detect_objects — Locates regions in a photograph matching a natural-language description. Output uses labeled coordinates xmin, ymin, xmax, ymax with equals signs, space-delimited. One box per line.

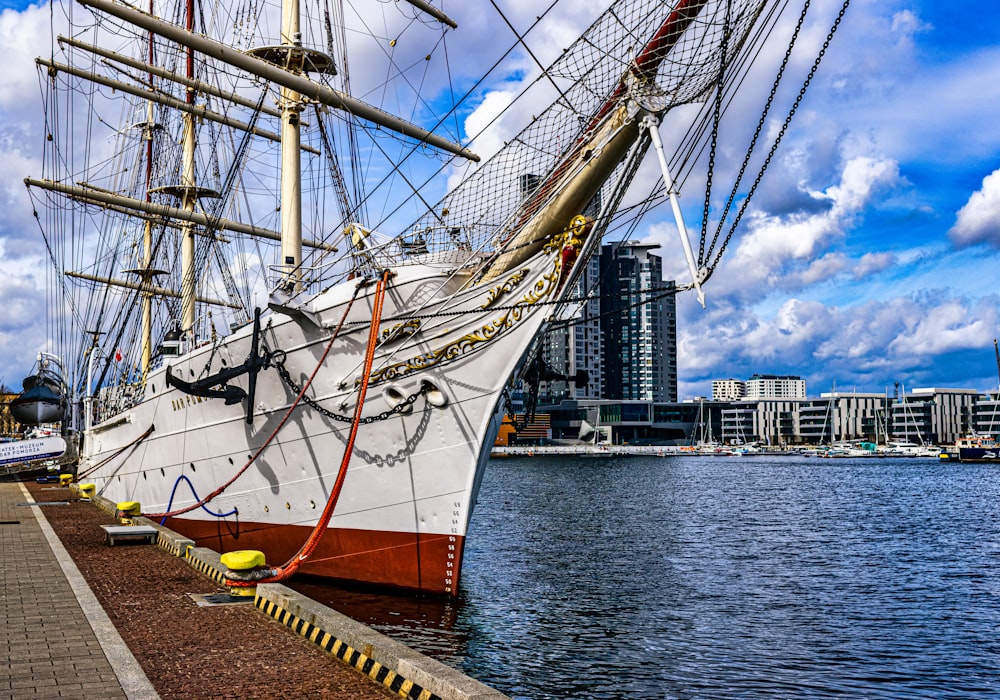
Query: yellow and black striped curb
xmin=253 ymin=583 xmax=509 ymax=700
xmin=256 ymin=594 xmax=440 ymax=700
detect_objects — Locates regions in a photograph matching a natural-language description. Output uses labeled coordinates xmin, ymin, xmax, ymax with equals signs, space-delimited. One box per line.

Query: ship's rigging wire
xmin=335 ymin=1 xmax=563 ymax=239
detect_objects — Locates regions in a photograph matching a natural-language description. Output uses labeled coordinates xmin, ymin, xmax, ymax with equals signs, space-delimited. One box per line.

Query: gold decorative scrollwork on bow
xmin=480 ymin=268 xmax=529 ymax=309
xmin=365 ymin=215 xmax=588 ymax=386
xmin=379 ymin=318 xmax=422 ymax=345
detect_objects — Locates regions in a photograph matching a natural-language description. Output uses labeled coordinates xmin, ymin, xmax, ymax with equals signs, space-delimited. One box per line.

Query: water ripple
xmin=298 ymin=456 xmax=1000 ymax=699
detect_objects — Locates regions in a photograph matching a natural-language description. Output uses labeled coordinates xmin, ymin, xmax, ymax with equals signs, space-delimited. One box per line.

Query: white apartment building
xmin=712 ymin=379 xmax=746 ymax=401
xmin=745 ymin=374 xmax=806 ymax=400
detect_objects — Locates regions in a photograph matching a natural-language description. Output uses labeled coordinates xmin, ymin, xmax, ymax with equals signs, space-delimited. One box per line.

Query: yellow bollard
xmin=79 ymin=483 xmax=96 ymax=499
xmin=116 ymin=501 xmax=141 ymax=523
xmin=220 ymin=550 xmax=267 ymax=597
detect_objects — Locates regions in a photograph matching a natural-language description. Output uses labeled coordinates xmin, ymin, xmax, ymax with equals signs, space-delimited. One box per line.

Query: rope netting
xmin=402 ymin=0 xmax=772 ymax=264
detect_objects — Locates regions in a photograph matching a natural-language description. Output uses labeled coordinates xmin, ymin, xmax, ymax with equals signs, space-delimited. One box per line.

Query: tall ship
xmin=25 ymin=0 xmax=847 ymax=593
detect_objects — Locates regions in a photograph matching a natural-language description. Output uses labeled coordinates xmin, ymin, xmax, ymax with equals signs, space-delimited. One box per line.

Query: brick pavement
xmin=0 ymin=480 xmax=158 ymax=700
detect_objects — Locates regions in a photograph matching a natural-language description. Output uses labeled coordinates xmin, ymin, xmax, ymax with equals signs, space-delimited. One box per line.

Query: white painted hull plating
xmin=81 ymin=252 xmax=566 ymax=594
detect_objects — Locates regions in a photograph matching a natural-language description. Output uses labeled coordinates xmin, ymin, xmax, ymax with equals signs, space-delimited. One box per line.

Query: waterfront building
xmin=544 ymin=399 xmax=718 ymax=445
xmin=721 ymin=399 xmax=798 ymax=446
xmin=798 ymin=393 xmax=891 ymax=444
xmin=891 ymin=388 xmax=978 ymax=446
xmin=0 ymin=387 xmax=22 ymax=438
xmin=969 ymin=393 xmax=1000 ymax=439
xmin=712 ymin=379 xmax=746 ymax=401
xmin=519 ymin=390 xmax=996 ymax=448
xmin=745 ymin=374 xmax=806 ymax=400
xmin=600 ymin=242 xmax=677 ymax=402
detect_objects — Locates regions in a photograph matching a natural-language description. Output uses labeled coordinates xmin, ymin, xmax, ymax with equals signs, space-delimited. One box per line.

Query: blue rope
xmin=160 ymin=475 xmax=238 ymax=525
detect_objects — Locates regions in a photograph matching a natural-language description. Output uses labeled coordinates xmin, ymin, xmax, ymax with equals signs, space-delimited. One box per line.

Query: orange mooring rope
xmin=143 ymin=281 xmax=364 ymax=520
xmin=231 ymin=269 xmax=391 ymax=585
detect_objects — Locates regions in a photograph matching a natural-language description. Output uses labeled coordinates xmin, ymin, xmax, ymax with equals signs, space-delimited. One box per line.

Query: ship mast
xmin=139 ymin=5 xmax=158 ymax=378
xmin=279 ymin=0 xmax=303 ymax=292
xmin=179 ymin=0 xmax=198 ymax=341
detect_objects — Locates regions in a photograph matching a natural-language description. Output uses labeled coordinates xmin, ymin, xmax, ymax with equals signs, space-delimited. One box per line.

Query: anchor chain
xmin=274 ymin=355 xmax=425 ymax=424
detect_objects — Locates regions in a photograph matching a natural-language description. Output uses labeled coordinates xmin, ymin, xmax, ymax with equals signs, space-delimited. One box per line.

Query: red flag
xmin=114 ymin=348 xmax=123 ymax=362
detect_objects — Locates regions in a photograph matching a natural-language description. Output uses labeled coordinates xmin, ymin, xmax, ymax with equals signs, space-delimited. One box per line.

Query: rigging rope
xmin=229 ymin=268 xmax=391 ymax=585
xmin=77 ymin=424 xmax=155 ymax=481
xmin=141 ymin=279 xmax=364 ymax=519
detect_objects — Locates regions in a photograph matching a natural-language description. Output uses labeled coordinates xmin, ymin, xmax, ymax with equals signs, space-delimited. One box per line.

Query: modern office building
xmin=890 ymin=388 xmax=979 ymax=445
xmin=797 ymin=392 xmax=890 ymax=444
xmin=970 ymin=393 xmax=1000 ymax=438
xmin=539 ymin=254 xmax=604 ymax=402
xmin=600 ymin=241 xmax=677 ymax=402
xmin=539 ymin=241 xmax=677 ymax=404
xmin=721 ymin=399 xmax=798 ymax=446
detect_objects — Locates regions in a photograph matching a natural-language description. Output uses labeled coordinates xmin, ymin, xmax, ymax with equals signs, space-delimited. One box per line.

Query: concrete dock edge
xmin=73 ymin=487 xmax=509 ymax=700
xmin=255 ymin=583 xmax=510 ymax=700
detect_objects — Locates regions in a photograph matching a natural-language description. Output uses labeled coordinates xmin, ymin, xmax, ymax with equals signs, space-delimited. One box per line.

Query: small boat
xmin=10 ymin=354 xmax=66 ymax=426
xmin=956 ymin=434 xmax=1000 ymax=463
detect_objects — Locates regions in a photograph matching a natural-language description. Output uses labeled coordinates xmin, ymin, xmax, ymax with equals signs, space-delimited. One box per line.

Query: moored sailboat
xmin=25 ymin=0 xmax=848 ymax=594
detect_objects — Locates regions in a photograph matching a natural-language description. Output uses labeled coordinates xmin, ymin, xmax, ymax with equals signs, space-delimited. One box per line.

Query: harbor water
xmin=292 ymin=455 xmax=1000 ymax=698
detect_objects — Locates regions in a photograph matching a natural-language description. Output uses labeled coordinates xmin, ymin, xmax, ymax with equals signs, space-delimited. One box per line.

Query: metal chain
xmin=704 ymin=0 xmax=813 ymax=269
xmin=700 ymin=0 xmax=733 ymax=266
xmin=274 ymin=356 xmax=425 ymax=424
xmin=706 ymin=0 xmax=851 ymax=280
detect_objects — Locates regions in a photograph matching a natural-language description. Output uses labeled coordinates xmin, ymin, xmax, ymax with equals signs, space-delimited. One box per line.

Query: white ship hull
xmin=82 ymin=252 xmax=566 ymax=594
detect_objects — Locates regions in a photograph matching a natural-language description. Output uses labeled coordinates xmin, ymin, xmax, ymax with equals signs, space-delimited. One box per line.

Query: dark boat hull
xmin=10 ymin=383 xmax=64 ymax=425
xmin=958 ymin=447 xmax=1000 ymax=462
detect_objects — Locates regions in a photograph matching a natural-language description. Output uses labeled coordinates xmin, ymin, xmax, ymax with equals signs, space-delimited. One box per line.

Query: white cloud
xmin=890 ymin=10 xmax=933 ymax=44
xmin=721 ymin=155 xmax=900 ymax=292
xmin=948 ymin=168 xmax=1000 ymax=248
xmin=853 ymin=251 xmax=895 ymax=279
xmin=887 ymin=298 xmax=994 ymax=357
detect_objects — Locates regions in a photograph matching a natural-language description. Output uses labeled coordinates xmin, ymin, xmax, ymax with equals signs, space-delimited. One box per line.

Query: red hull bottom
xmin=166 ymin=518 xmax=466 ymax=596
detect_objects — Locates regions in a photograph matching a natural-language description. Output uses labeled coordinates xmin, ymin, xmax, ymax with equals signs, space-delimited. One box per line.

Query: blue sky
xmin=1 ymin=0 xmax=999 ymax=401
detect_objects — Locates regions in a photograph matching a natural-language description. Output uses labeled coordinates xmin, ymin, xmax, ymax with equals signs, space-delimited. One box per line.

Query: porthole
xmin=190 ymin=463 xmax=196 ymax=472
xmin=228 ymin=457 xmax=234 ymax=465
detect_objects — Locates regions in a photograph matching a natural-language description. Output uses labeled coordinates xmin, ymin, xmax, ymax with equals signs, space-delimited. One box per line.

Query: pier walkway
xmin=0 ymin=480 xmax=157 ymax=700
